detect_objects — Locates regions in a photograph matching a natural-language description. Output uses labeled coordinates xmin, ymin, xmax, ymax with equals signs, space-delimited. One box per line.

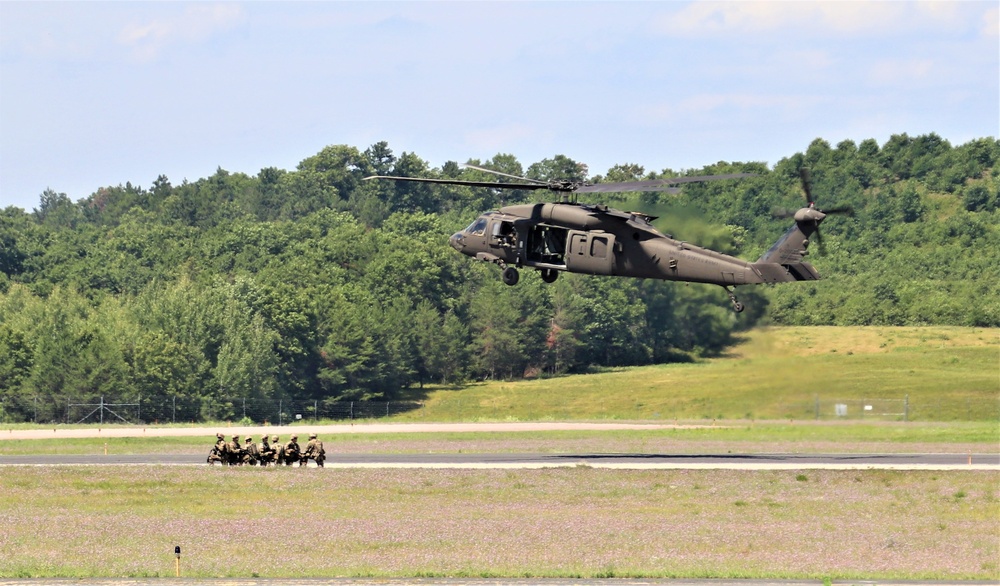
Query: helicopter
xmin=365 ymin=165 xmax=850 ymax=312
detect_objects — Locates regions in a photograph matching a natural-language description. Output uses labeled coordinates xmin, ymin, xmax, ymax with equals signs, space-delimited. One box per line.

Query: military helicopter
xmin=365 ymin=165 xmax=849 ymax=312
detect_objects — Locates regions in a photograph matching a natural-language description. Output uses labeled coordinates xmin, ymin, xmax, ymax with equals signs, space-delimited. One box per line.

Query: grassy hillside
xmin=402 ymin=326 xmax=999 ymax=422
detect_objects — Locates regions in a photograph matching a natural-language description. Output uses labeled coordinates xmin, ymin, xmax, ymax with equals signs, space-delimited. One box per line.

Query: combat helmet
xmin=309 ymin=433 xmax=317 ymax=439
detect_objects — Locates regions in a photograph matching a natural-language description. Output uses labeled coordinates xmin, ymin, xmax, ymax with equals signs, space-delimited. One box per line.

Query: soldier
xmin=227 ymin=434 xmax=242 ymax=466
xmin=243 ymin=435 xmax=260 ymax=465
xmin=283 ymin=434 xmax=301 ymax=466
xmin=207 ymin=432 xmax=226 ymax=465
xmin=259 ymin=435 xmax=274 ymax=466
xmin=303 ymin=432 xmax=325 ymax=467
xmin=271 ymin=435 xmax=284 ymax=465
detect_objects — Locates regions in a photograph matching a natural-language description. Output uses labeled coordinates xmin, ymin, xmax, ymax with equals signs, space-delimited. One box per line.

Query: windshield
xmin=464 ymin=217 xmax=488 ymax=236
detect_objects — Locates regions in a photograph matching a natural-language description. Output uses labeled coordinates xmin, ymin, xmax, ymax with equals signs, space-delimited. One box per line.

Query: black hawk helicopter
xmin=365 ymin=165 xmax=849 ymax=312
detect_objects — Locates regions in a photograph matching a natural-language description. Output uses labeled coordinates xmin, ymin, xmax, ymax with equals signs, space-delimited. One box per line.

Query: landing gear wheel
xmin=502 ymin=267 xmax=520 ymax=286
xmin=540 ymin=269 xmax=559 ymax=283
xmin=722 ymin=286 xmax=745 ymax=313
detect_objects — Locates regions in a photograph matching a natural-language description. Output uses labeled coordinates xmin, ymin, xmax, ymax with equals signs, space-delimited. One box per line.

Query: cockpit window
xmin=465 ymin=218 xmax=488 ymax=235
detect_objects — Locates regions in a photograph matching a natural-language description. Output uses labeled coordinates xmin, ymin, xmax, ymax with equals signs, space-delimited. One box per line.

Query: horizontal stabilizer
xmin=751 ymin=261 xmax=820 ymax=283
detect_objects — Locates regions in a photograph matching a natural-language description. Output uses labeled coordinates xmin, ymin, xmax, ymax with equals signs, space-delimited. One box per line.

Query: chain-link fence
xmin=1 ymin=393 xmax=997 ymax=424
xmin=783 ymin=395 xmax=999 ymax=422
xmin=0 ymin=395 xmax=423 ymax=425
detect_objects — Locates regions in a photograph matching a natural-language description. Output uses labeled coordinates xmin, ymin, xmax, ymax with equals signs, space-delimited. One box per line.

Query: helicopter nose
xmin=449 ymin=232 xmax=464 ymax=252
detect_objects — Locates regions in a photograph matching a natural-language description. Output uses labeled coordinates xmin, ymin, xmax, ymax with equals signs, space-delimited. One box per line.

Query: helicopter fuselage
xmin=449 ymin=201 xmax=817 ymax=298
xmin=367 ymin=165 xmax=839 ymax=313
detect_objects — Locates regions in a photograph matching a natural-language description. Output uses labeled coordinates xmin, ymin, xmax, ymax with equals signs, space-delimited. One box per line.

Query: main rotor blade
xmin=821 ymin=205 xmax=854 ymax=216
xmin=575 ymin=182 xmax=681 ymax=194
xmin=460 ymin=164 xmax=548 ymax=185
xmin=363 ymin=175 xmax=553 ymax=190
xmin=800 ymin=168 xmax=813 ymax=205
xmin=365 ymin=171 xmax=756 ymax=194
xmin=574 ymin=172 xmax=756 ymax=193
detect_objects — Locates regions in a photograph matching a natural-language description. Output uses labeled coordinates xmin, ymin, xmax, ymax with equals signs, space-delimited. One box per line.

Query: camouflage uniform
xmin=227 ymin=435 xmax=242 ymax=466
xmin=283 ymin=434 xmax=301 ymax=466
xmin=259 ymin=436 xmax=274 ymax=466
xmin=303 ymin=433 xmax=325 ymax=467
xmin=207 ymin=433 xmax=226 ymax=464
xmin=242 ymin=435 xmax=260 ymax=465
xmin=271 ymin=435 xmax=284 ymax=465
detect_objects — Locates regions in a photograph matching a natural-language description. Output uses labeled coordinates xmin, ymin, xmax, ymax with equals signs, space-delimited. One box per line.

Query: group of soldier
xmin=207 ymin=432 xmax=325 ymax=467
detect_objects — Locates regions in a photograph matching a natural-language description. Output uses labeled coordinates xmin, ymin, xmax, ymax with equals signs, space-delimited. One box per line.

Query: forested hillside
xmin=1 ymin=134 xmax=997 ymax=423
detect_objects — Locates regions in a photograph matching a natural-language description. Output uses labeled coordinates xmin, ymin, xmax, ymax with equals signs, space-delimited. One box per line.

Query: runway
xmin=1 ymin=451 xmax=997 ymax=470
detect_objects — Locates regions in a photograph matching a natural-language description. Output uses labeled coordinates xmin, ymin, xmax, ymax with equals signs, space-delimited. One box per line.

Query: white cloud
xmin=657 ymin=0 xmax=982 ymax=38
xmin=867 ymin=58 xmax=936 ymax=88
xmin=983 ymin=6 xmax=1000 ymax=37
xmin=638 ymin=92 xmax=827 ymax=125
xmin=118 ymin=3 xmax=246 ymax=61
xmin=464 ymin=124 xmax=544 ymax=154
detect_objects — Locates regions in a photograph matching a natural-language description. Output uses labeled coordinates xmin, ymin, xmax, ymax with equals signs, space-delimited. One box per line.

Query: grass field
xmin=0 ymin=326 xmax=996 ymax=580
xmin=400 ymin=326 xmax=1000 ymax=422
xmin=1 ymin=421 xmax=998 ymax=457
xmin=0 ymin=466 xmax=996 ymax=580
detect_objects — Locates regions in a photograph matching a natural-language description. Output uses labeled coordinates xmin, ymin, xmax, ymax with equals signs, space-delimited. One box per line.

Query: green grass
xmin=400 ymin=326 xmax=1000 ymax=422
xmin=1 ymin=326 xmax=996 ymax=457
xmin=2 ymin=421 xmax=998 ymax=456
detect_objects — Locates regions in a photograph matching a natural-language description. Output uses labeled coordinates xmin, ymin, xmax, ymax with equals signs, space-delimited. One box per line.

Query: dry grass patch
xmin=0 ymin=466 xmax=996 ymax=579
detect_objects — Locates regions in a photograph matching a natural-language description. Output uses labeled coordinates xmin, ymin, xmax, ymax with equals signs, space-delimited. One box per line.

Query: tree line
xmin=1 ymin=135 xmax=997 ymax=422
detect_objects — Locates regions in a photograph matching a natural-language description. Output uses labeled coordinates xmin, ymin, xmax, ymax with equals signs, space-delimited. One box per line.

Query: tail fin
xmin=751 ymin=168 xmax=851 ymax=283
xmin=757 ymin=213 xmax=819 ymax=264
xmin=751 ymin=210 xmax=824 ymax=282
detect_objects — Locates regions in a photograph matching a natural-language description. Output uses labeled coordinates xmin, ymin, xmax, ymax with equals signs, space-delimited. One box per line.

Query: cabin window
xmin=590 ymin=236 xmax=608 ymax=258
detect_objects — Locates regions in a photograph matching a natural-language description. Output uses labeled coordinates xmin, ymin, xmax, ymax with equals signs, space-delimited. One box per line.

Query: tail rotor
xmin=772 ymin=167 xmax=853 ymax=254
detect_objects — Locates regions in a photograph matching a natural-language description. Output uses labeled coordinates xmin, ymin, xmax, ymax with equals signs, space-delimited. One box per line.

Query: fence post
xmin=815 ymin=395 xmax=820 ymax=421
xmin=315 ymin=400 xmax=318 ymax=422
xmin=904 ymin=394 xmax=909 ymax=422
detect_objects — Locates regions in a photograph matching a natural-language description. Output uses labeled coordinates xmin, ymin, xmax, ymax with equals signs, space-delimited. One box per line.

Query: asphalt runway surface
xmin=1 ymin=451 xmax=997 ymax=469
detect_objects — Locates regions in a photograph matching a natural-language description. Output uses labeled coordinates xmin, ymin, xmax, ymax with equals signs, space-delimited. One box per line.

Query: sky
xmin=1 ymin=1 xmax=997 ymax=212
